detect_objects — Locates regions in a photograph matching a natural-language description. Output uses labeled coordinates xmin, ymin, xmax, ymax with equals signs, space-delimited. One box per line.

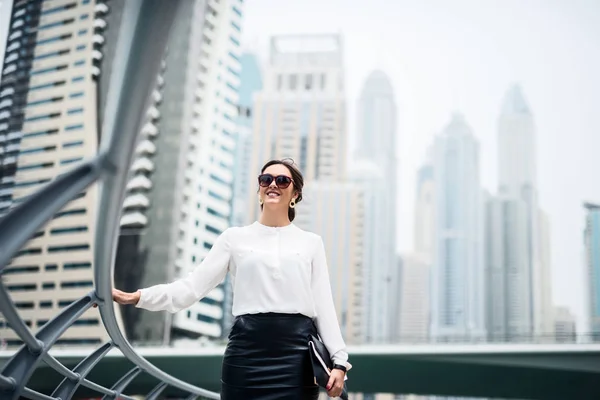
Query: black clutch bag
xmin=308 ymin=334 xmax=348 ymax=400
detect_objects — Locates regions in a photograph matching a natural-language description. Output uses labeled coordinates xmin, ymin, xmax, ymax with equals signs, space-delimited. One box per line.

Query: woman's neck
xmin=258 ymin=210 xmax=291 ymax=228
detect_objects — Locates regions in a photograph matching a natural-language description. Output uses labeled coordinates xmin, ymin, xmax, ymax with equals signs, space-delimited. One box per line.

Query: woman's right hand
xmin=112 ymin=288 xmax=141 ymax=305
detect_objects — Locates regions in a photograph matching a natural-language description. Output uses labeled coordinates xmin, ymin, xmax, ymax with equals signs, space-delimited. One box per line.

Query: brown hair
xmin=259 ymin=158 xmax=304 ymax=222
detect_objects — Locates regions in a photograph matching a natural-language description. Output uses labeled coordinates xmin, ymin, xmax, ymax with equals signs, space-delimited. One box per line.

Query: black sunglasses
xmin=258 ymin=174 xmax=293 ymax=189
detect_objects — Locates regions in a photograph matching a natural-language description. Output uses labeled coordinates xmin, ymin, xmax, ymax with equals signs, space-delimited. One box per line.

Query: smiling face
xmin=258 ymin=163 xmax=297 ymax=212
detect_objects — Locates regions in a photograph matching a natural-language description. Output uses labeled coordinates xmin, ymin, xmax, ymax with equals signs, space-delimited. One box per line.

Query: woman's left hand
xmin=326 ymin=368 xmax=345 ymax=398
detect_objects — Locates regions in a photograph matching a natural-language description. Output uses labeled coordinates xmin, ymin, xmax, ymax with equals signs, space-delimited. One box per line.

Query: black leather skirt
xmin=221 ymin=312 xmax=320 ymax=400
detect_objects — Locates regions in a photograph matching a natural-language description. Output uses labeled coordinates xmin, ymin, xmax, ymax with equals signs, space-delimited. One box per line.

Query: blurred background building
xmin=352 ymin=70 xmax=398 ymax=343
xmin=430 ymin=113 xmax=486 ymax=342
xmin=584 ymin=202 xmax=600 ymax=341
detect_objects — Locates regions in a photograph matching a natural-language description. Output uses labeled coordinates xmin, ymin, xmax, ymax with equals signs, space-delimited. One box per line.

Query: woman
xmin=112 ymin=159 xmax=349 ymax=399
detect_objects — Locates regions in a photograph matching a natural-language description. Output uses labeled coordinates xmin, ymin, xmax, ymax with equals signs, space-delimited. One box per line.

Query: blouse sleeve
xmin=311 ymin=235 xmax=349 ymax=366
xmin=135 ymin=228 xmax=231 ymax=313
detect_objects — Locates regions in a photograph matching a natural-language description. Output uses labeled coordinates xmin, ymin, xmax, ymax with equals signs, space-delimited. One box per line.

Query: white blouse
xmin=136 ymin=221 xmax=349 ymax=366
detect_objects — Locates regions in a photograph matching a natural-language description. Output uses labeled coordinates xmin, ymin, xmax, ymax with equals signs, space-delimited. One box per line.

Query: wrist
xmin=132 ymin=290 xmax=141 ymax=305
xmin=332 ymin=363 xmax=347 ymax=373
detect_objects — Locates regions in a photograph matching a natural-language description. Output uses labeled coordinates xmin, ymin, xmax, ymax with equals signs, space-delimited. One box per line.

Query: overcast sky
xmin=241 ymin=0 xmax=600 ymax=329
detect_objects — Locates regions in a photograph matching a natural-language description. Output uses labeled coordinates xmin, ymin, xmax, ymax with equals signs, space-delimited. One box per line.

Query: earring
xmin=258 ymin=196 xmax=263 ymax=205
xmin=289 ymin=199 xmax=296 ymax=208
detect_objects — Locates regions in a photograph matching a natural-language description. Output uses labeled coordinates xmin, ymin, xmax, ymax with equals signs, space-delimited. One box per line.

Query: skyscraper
xmin=414 ymin=160 xmax=435 ymax=259
xmin=496 ymin=84 xmax=554 ymax=338
xmin=353 ymin=70 xmax=397 ymax=343
xmin=485 ymin=193 xmax=532 ymax=341
xmin=394 ymin=158 xmax=434 ymax=343
xmin=431 ymin=113 xmax=485 ymax=341
xmin=395 ymin=253 xmax=430 ymax=342
xmin=583 ymin=202 xmax=600 ymax=341
xmin=0 ymin=0 xmax=114 ymax=347
xmin=554 ymin=306 xmax=576 ymax=343
xmin=113 ymin=0 xmax=245 ymax=344
xmin=231 ymin=52 xmax=263 ymax=228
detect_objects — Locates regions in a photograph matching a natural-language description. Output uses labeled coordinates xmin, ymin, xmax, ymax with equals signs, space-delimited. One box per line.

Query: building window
xmin=61 ymin=280 xmax=93 ymax=289
xmin=63 ymin=140 xmax=84 ymax=148
xmin=67 ymin=107 xmax=83 ymax=115
xmin=65 ymin=123 xmax=84 ymax=131
xmin=50 ymin=226 xmax=88 ymax=235
xmin=48 ymin=244 xmax=90 ymax=253
xmin=63 ymin=262 xmax=91 ymax=270
xmin=60 ymin=157 xmax=83 ymax=165
xmin=289 ymin=74 xmax=297 ymax=90
xmin=305 ymin=74 xmax=313 ymax=90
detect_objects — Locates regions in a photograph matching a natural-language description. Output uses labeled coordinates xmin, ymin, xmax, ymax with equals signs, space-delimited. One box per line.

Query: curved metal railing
xmin=0 ymin=1 xmax=219 ymax=399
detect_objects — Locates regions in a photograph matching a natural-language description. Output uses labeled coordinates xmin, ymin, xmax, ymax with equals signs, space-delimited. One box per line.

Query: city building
xmin=230 ymin=53 xmax=262 ymax=228
xmin=554 ymin=306 xmax=576 ymax=343
xmin=485 ymin=193 xmax=532 ymax=342
xmin=537 ymin=208 xmax=555 ymax=338
xmin=430 ymin=113 xmax=486 ymax=341
xmin=295 ymin=182 xmax=364 ymax=344
xmin=112 ymin=0 xmax=244 ymax=344
xmin=497 ymin=84 xmax=554 ymax=337
xmin=0 ymin=0 xmax=112 ymax=346
xmin=395 ymin=253 xmax=430 ymax=343
xmin=413 ymin=159 xmax=435 ymax=260
xmin=583 ymin=202 xmax=600 ymax=341
xmin=353 ymin=70 xmax=398 ymax=344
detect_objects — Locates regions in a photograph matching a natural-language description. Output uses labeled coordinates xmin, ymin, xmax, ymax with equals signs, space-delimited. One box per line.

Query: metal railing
xmin=0 ymin=1 xmax=219 ymax=399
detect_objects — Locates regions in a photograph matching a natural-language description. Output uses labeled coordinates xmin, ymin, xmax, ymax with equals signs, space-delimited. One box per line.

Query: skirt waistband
xmin=236 ymin=312 xmax=314 ymax=320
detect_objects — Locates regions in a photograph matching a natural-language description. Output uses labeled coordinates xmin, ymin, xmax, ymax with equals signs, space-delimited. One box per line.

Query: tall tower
xmin=584 ymin=202 xmax=600 ymax=341
xmin=231 ymin=53 xmax=263 ymax=228
xmin=431 ymin=113 xmax=485 ymax=340
xmin=485 ymin=194 xmax=532 ymax=341
xmin=353 ymin=70 xmax=398 ymax=343
xmin=0 ymin=0 xmax=112 ymax=346
xmin=497 ymin=84 xmax=553 ymax=337
xmin=414 ymin=159 xmax=434 ymax=260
